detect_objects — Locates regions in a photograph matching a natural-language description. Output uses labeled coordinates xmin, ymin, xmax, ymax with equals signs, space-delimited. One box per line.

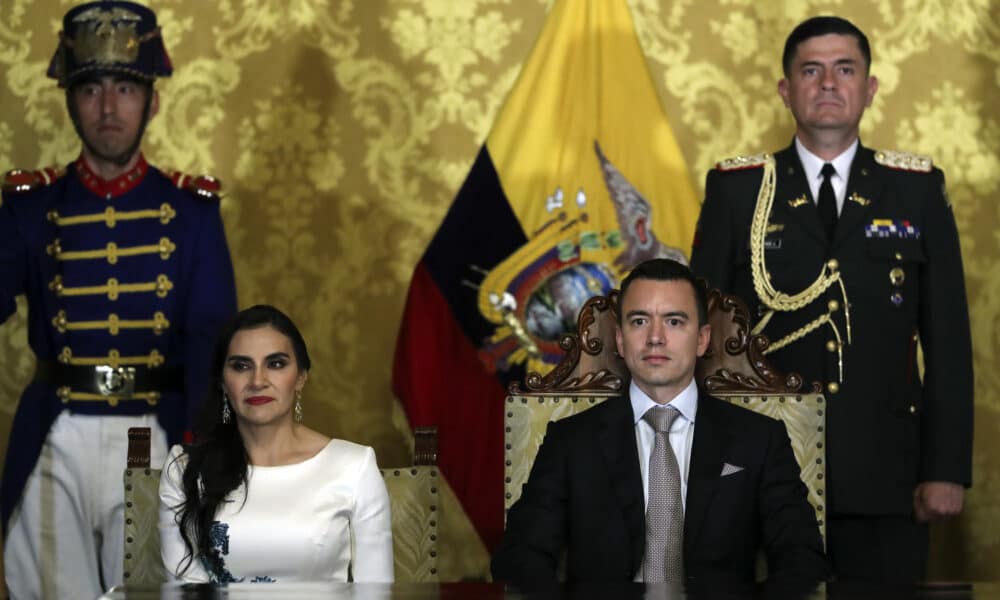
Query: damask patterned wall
xmin=0 ymin=0 xmax=997 ymax=580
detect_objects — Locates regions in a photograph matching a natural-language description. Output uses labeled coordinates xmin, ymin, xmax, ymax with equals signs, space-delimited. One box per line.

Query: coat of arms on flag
xmin=393 ymin=0 xmax=700 ymax=554
xmin=477 ymin=141 xmax=689 ymax=377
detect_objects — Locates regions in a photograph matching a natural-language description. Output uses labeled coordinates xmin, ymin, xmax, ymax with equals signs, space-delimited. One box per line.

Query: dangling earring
xmin=221 ymin=392 xmax=232 ymax=424
xmin=294 ymin=389 xmax=303 ymax=423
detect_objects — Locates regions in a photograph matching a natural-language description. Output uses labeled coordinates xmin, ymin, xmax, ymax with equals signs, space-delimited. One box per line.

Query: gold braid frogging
xmin=747 ymin=157 xmax=850 ymax=382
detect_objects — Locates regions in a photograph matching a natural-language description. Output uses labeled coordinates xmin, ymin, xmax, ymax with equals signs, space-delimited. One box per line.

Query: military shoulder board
xmin=873 ymin=150 xmax=933 ymax=173
xmin=2 ymin=166 xmax=65 ymax=195
xmin=166 ymin=170 xmax=223 ymax=201
xmin=716 ymin=153 xmax=770 ymax=171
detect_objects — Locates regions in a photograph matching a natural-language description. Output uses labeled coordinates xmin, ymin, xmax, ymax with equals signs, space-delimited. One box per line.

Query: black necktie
xmin=818 ymin=163 xmax=837 ymax=241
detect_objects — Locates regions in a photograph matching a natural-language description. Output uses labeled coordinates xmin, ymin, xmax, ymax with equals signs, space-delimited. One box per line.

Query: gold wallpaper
xmin=0 ymin=0 xmax=997 ymax=581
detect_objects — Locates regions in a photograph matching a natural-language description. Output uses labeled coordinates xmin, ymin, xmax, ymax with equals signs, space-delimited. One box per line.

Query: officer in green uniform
xmin=690 ymin=16 xmax=972 ymax=582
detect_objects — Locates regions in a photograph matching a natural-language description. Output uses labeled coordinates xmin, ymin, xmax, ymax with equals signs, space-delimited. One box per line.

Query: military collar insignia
xmin=787 ymin=194 xmax=808 ymax=208
xmin=848 ymin=192 xmax=871 ymax=207
xmin=874 ymin=149 xmax=933 ymax=172
xmin=716 ymin=152 xmax=770 ymax=171
xmin=75 ymin=154 xmax=149 ymax=199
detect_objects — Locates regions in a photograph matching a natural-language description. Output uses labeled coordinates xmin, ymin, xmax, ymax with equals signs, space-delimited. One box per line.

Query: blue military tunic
xmin=0 ymin=155 xmax=237 ymax=527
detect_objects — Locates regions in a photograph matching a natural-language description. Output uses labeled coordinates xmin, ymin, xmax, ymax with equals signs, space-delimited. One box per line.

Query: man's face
xmin=778 ymin=33 xmax=878 ymax=139
xmin=68 ymin=75 xmax=158 ymax=167
xmin=615 ymin=278 xmax=711 ymax=403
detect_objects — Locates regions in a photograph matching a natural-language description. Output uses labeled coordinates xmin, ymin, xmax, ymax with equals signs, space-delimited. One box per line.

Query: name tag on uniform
xmin=764 ymin=223 xmax=784 ymax=250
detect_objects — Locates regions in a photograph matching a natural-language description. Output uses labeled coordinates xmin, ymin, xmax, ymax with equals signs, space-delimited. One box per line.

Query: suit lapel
xmin=773 ymin=145 xmax=827 ymax=246
xmin=683 ymin=393 xmax=729 ymax=558
xmin=832 ymin=144 xmax=882 ymax=250
xmin=598 ymin=397 xmax=646 ymax=576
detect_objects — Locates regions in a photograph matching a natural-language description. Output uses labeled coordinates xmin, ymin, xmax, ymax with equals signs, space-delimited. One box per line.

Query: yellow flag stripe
xmin=486 ymin=0 xmax=698 ymax=257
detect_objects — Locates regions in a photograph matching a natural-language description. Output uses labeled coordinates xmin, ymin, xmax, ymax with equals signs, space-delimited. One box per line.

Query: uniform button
xmin=827 ymin=300 xmax=840 ymax=312
xmin=826 ymin=382 xmax=840 ymax=394
xmin=889 ymin=267 xmax=905 ymax=286
xmin=909 ymin=405 xmax=916 ymax=414
xmin=826 ymin=340 xmax=837 ymax=352
xmin=826 ymin=259 xmax=839 ymax=271
xmin=895 ymin=252 xmax=903 ymax=260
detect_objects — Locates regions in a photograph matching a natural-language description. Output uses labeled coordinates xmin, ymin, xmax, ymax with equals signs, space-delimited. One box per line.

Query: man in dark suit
xmin=689 ymin=16 xmax=972 ymax=582
xmin=491 ymin=259 xmax=828 ymax=586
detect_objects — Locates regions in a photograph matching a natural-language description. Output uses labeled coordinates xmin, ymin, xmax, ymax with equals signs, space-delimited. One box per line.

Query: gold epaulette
xmin=165 ymin=169 xmax=223 ymax=201
xmin=716 ymin=153 xmax=770 ymax=171
xmin=873 ymin=149 xmax=933 ymax=173
xmin=2 ymin=166 xmax=66 ymax=195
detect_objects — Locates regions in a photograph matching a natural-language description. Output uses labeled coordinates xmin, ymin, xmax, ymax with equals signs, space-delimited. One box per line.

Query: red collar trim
xmin=75 ymin=155 xmax=149 ymax=199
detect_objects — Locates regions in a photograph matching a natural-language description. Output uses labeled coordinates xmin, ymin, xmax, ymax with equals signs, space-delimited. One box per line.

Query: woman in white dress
xmin=159 ymin=304 xmax=394 ymax=583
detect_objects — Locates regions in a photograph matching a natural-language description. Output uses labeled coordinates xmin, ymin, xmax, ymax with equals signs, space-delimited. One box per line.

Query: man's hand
xmin=913 ymin=481 xmax=964 ymax=522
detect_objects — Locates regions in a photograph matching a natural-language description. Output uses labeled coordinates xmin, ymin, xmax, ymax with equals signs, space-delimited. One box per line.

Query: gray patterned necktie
xmin=642 ymin=406 xmax=684 ymax=583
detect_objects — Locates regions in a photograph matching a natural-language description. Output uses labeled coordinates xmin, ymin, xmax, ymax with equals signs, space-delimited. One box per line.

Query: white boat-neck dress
xmin=158 ymin=439 xmax=393 ymax=583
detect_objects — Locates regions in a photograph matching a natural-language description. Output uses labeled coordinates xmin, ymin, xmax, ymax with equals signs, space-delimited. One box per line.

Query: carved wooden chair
xmin=504 ymin=292 xmax=623 ymax=516
xmin=121 ymin=426 xmax=441 ymax=586
xmin=503 ymin=286 xmax=827 ymax=542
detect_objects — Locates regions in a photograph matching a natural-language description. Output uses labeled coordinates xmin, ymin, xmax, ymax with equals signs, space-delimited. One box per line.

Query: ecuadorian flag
xmin=393 ymin=0 xmax=700 ymax=550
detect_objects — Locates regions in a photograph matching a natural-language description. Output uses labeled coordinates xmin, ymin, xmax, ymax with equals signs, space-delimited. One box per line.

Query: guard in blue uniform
xmin=690 ymin=17 xmax=972 ymax=582
xmin=0 ymin=3 xmax=237 ymax=597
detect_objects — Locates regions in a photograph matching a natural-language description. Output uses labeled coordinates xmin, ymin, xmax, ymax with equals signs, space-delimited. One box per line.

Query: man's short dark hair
xmin=618 ymin=259 xmax=708 ymax=326
xmin=782 ymin=16 xmax=871 ymax=76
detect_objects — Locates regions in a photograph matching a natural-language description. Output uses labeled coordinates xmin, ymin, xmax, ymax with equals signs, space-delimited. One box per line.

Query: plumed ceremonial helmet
xmin=47 ymin=1 xmax=173 ymax=87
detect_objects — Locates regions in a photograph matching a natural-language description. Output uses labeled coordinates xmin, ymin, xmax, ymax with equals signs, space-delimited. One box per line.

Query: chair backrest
xmin=123 ymin=427 xmax=165 ymax=586
xmin=379 ymin=426 xmax=440 ymax=582
xmin=504 ymin=286 xmax=826 ymax=541
xmin=696 ymin=287 xmax=826 ymax=541
xmin=123 ymin=426 xmax=442 ymax=584
xmin=504 ymin=294 xmax=623 ymax=514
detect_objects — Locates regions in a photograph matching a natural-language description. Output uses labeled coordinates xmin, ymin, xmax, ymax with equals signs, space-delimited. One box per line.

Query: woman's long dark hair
xmin=172 ymin=304 xmax=311 ymax=575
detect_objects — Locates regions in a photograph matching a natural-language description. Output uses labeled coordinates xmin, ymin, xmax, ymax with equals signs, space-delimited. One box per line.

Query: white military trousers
xmin=4 ymin=412 xmax=167 ymax=600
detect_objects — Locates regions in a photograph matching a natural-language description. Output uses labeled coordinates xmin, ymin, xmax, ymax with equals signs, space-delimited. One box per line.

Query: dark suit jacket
xmin=491 ymin=393 xmax=828 ymax=585
xmin=690 ymin=143 xmax=973 ymax=516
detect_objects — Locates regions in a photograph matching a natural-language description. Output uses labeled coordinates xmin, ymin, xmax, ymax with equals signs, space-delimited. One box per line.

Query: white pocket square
xmin=720 ymin=463 xmax=744 ymax=477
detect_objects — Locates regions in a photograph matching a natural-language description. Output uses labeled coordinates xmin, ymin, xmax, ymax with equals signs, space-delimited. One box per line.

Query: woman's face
xmin=222 ymin=325 xmax=307 ymax=428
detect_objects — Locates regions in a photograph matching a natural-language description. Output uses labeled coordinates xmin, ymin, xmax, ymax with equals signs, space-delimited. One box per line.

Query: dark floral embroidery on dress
xmin=201 ymin=521 xmax=243 ymax=583
xmin=199 ymin=521 xmax=278 ymax=583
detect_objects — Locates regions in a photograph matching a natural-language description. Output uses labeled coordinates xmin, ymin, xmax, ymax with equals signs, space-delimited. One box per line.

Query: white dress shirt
xmin=630 ymin=378 xmax=698 ymax=512
xmin=795 ymin=137 xmax=858 ymax=216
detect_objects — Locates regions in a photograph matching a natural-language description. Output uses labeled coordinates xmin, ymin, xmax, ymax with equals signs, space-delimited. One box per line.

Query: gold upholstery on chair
xmin=380 ymin=466 xmax=439 ymax=581
xmin=379 ymin=425 xmax=440 ymax=582
xmin=504 ymin=396 xmax=608 ymax=512
xmin=123 ymin=427 xmax=165 ymax=585
xmin=712 ymin=393 xmax=826 ymax=541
